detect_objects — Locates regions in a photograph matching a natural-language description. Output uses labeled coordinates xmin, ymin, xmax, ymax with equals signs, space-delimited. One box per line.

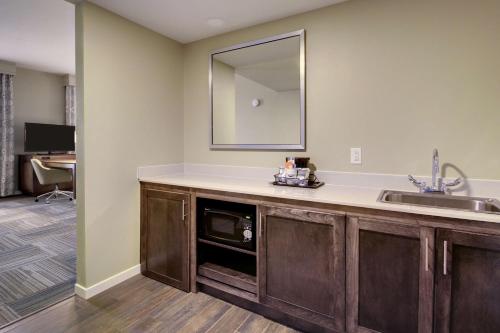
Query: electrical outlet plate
xmin=351 ymin=148 xmax=362 ymax=164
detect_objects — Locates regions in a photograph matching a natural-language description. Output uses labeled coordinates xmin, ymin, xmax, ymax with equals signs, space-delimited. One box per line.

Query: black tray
xmin=271 ymin=181 xmax=325 ymax=189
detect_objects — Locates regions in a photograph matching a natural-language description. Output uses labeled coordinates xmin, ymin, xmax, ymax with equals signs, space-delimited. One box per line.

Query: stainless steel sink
xmin=378 ymin=190 xmax=500 ymax=215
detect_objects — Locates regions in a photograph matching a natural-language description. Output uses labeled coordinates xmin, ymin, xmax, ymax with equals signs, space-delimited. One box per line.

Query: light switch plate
xmin=350 ymin=148 xmax=362 ymax=164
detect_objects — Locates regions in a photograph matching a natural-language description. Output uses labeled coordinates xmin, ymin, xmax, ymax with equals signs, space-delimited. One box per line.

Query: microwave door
xmin=204 ymin=209 xmax=245 ymax=221
xmin=204 ymin=209 xmax=243 ymax=244
xmin=205 ymin=234 xmax=242 ymax=244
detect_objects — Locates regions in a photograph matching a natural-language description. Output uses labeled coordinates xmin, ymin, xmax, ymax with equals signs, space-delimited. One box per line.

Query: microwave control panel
xmin=243 ymin=227 xmax=252 ymax=242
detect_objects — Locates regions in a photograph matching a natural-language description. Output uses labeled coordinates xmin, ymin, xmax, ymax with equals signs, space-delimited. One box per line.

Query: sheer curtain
xmin=0 ymin=73 xmax=15 ymax=197
xmin=65 ymin=85 xmax=76 ymax=126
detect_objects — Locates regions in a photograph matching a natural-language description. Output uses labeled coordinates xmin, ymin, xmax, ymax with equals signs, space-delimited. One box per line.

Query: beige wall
xmin=234 ymin=74 xmax=300 ymax=144
xmin=212 ymin=60 xmax=235 ymax=144
xmin=76 ymin=0 xmax=500 ymax=289
xmin=13 ymin=67 xmax=66 ymax=154
xmin=0 ymin=60 xmax=16 ymax=75
xmin=184 ymin=0 xmax=500 ymax=180
xmin=76 ymin=2 xmax=184 ymax=287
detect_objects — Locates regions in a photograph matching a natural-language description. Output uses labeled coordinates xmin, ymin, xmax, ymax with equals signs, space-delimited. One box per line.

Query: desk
xmin=42 ymin=159 xmax=77 ymax=198
xmin=18 ymin=154 xmax=75 ymax=196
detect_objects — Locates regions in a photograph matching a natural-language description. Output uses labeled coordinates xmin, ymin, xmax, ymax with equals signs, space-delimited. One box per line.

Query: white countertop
xmin=139 ymin=173 xmax=500 ymax=224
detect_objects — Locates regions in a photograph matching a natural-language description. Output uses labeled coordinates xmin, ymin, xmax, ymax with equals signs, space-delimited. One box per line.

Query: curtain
xmin=0 ymin=74 xmax=15 ymax=197
xmin=65 ymin=85 xmax=76 ymax=126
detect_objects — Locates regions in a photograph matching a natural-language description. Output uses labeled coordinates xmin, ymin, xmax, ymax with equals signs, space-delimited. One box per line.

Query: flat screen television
xmin=24 ymin=123 xmax=75 ymax=153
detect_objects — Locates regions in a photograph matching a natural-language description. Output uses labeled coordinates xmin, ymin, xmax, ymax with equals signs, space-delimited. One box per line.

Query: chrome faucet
xmin=408 ymin=148 xmax=461 ymax=194
xmin=431 ymin=148 xmax=440 ymax=190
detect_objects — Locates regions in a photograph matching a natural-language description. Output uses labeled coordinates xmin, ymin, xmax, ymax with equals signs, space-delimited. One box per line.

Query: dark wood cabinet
xmin=434 ymin=229 xmax=500 ymax=333
xmin=140 ymin=188 xmax=190 ymax=292
xmin=346 ymin=216 xmax=434 ymax=333
xmin=140 ymin=182 xmax=500 ymax=333
xmin=259 ymin=206 xmax=346 ymax=332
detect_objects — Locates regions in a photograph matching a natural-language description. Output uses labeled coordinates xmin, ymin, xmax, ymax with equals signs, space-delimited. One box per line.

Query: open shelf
xmin=198 ymin=262 xmax=256 ymax=294
xmin=196 ymin=197 xmax=258 ymax=300
xmin=197 ymin=240 xmax=257 ymax=299
xmin=197 ymin=241 xmax=256 ymax=276
xmin=197 ymin=238 xmax=256 ymax=256
xmin=196 ymin=276 xmax=257 ymax=302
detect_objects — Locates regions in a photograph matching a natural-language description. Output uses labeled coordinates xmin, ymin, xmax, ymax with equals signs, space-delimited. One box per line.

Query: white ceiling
xmin=214 ymin=36 xmax=299 ymax=68
xmin=214 ymin=36 xmax=300 ymax=91
xmin=88 ymin=0 xmax=348 ymax=43
xmin=236 ymin=58 xmax=300 ymax=92
xmin=0 ymin=0 xmax=346 ymax=75
xmin=0 ymin=0 xmax=75 ymax=75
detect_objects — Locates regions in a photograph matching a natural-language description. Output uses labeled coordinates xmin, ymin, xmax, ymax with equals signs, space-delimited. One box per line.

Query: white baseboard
xmin=74 ymin=264 xmax=141 ymax=299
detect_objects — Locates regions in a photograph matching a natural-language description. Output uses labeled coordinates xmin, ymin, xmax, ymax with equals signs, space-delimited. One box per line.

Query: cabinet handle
xmin=443 ymin=240 xmax=447 ymax=275
xmin=425 ymin=237 xmax=429 ymax=272
xmin=182 ymin=200 xmax=185 ymax=221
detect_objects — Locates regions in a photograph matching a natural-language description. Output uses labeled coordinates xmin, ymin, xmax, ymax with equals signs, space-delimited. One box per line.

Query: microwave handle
xmin=204 ymin=208 xmax=250 ymax=221
xmin=203 ymin=234 xmax=245 ymax=245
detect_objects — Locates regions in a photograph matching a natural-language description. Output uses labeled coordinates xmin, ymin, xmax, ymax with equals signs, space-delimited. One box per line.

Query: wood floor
xmin=0 ymin=275 xmax=298 ymax=333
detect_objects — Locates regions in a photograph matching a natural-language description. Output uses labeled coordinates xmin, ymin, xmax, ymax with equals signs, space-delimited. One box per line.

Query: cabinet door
xmin=346 ymin=216 xmax=434 ymax=333
xmin=141 ymin=188 xmax=190 ymax=291
xmin=435 ymin=229 xmax=500 ymax=333
xmin=259 ymin=206 xmax=346 ymax=332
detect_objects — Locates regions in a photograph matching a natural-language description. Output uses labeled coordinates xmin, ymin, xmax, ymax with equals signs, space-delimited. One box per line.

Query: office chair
xmin=30 ymin=159 xmax=73 ymax=203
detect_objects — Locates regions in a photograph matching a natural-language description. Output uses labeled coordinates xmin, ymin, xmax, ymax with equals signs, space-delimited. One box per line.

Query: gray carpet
xmin=0 ymin=196 xmax=76 ymax=328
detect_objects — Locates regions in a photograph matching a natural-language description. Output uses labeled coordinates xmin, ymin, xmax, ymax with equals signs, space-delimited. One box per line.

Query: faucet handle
xmin=444 ymin=177 xmax=461 ymax=187
xmin=408 ymin=175 xmax=426 ymax=190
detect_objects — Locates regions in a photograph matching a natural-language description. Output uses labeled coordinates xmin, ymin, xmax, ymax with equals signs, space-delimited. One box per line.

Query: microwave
xmin=200 ymin=207 xmax=255 ymax=251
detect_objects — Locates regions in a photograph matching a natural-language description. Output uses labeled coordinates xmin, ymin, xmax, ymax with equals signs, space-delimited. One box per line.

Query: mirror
xmin=210 ymin=30 xmax=305 ymax=150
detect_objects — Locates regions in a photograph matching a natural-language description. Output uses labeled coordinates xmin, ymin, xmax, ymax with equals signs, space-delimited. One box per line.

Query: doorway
xmin=0 ymin=0 xmax=77 ymax=327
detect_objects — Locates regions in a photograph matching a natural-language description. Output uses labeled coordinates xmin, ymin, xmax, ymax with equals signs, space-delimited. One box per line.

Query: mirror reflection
xmin=211 ymin=31 xmax=304 ymax=149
